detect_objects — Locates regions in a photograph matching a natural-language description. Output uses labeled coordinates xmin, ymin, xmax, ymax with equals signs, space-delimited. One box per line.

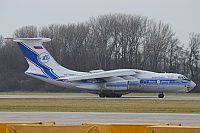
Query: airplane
xmin=12 ymin=38 xmax=196 ymax=98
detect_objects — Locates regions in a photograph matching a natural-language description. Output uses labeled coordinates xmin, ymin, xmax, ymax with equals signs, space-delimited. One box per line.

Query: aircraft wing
xmin=67 ymin=69 xmax=136 ymax=82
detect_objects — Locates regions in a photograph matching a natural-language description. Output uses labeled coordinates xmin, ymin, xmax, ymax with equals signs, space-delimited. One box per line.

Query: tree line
xmin=0 ymin=13 xmax=200 ymax=92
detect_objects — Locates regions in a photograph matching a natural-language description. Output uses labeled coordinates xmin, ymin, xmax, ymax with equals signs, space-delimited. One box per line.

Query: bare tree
xmin=89 ymin=14 xmax=114 ymax=70
xmin=166 ymin=38 xmax=180 ymax=72
xmin=188 ymin=33 xmax=200 ymax=77
xmin=14 ymin=26 xmax=38 ymax=38
xmin=0 ymin=35 xmax=3 ymax=46
xmin=143 ymin=20 xmax=176 ymax=72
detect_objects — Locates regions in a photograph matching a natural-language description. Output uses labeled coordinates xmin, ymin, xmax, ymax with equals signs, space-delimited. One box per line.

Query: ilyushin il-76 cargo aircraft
xmin=12 ymin=38 xmax=196 ymax=98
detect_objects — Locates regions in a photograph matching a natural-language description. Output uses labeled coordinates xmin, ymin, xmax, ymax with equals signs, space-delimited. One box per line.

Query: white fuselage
xmin=27 ymin=69 xmax=195 ymax=95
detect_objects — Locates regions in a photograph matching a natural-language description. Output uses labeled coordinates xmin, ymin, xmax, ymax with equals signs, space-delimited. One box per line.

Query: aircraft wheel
xmin=107 ymin=93 xmax=116 ymax=98
xmin=116 ymin=94 xmax=122 ymax=98
xmin=158 ymin=93 xmax=164 ymax=98
xmin=99 ymin=93 xmax=106 ymax=98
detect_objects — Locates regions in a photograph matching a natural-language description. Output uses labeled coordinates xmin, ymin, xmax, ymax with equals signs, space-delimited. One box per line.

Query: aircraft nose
xmin=191 ymin=81 xmax=196 ymax=88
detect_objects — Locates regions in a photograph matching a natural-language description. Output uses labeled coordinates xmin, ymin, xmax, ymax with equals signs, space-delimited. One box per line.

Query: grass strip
xmin=0 ymin=98 xmax=199 ymax=113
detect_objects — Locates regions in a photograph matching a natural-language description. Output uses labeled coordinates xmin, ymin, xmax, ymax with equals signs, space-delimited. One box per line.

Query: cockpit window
xmin=178 ymin=76 xmax=190 ymax=81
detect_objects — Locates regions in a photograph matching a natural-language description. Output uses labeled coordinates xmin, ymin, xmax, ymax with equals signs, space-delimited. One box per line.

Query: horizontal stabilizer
xmin=13 ymin=38 xmax=51 ymax=43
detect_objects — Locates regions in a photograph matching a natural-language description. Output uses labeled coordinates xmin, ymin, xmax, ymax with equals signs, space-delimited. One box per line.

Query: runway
xmin=0 ymin=94 xmax=199 ymax=100
xmin=0 ymin=112 xmax=199 ymax=126
xmin=0 ymin=94 xmax=199 ymax=126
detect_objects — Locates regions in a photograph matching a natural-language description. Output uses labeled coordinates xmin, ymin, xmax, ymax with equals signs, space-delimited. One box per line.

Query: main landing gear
xmin=99 ymin=93 xmax=122 ymax=98
xmin=158 ymin=93 xmax=164 ymax=98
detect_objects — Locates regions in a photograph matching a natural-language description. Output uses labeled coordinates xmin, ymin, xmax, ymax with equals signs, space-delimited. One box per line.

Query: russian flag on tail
xmin=33 ymin=45 xmax=43 ymax=50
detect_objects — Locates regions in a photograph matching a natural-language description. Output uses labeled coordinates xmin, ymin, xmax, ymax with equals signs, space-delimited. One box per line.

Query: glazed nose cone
xmin=191 ymin=81 xmax=196 ymax=88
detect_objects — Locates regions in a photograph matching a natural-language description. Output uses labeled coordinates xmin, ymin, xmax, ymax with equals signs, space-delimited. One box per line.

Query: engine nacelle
xmin=103 ymin=79 xmax=141 ymax=90
xmin=127 ymin=79 xmax=141 ymax=90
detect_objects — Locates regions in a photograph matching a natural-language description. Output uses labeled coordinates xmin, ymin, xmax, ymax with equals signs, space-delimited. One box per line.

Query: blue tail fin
xmin=14 ymin=38 xmax=79 ymax=80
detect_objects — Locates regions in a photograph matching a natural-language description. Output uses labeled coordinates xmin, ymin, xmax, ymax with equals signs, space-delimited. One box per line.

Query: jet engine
xmin=103 ymin=79 xmax=141 ymax=90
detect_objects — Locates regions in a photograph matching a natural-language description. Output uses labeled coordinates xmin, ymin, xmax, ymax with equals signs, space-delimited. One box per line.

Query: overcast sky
xmin=0 ymin=0 xmax=199 ymax=45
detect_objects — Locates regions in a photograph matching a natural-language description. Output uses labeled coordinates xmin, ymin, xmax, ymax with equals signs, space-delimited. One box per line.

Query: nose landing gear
xmin=158 ymin=93 xmax=164 ymax=98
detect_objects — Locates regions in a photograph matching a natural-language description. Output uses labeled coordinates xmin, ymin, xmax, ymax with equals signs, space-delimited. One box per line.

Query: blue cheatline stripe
xmin=140 ymin=79 xmax=190 ymax=85
xmin=106 ymin=81 xmax=139 ymax=87
xmin=105 ymin=79 xmax=190 ymax=87
xmin=17 ymin=42 xmax=59 ymax=80
xmin=106 ymin=82 xmax=127 ymax=87
xmin=129 ymin=81 xmax=140 ymax=86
